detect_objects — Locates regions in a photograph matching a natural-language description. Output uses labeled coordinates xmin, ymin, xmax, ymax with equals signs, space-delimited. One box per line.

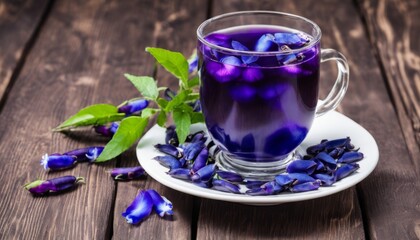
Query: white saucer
xmin=136 ymin=111 xmax=379 ymax=206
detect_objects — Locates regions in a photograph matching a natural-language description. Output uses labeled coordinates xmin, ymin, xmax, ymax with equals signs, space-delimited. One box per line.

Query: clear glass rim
xmin=197 ymin=10 xmax=322 ymax=56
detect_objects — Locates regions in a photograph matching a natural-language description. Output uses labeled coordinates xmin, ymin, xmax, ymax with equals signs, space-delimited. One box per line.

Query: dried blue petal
xmin=337 ymin=152 xmax=364 ymax=163
xmin=212 ymin=179 xmax=241 ymax=194
xmin=191 ymin=164 xmax=216 ymax=183
xmin=231 ymin=40 xmax=258 ymax=64
xmin=216 ymin=170 xmax=244 ymax=183
xmin=275 ymin=173 xmax=315 ymax=187
xmin=244 ymin=180 xmax=266 ymax=189
xmin=111 ymin=166 xmax=146 ymax=180
xmin=182 ymin=141 xmax=205 ymax=161
xmin=63 ymin=146 xmax=104 ymax=162
xmin=118 ymin=99 xmax=149 ymax=115
xmin=245 ymin=181 xmax=283 ymax=196
xmin=324 ymin=137 xmax=351 ymax=152
xmin=192 ymin=148 xmax=208 ymax=173
xmin=315 ymin=152 xmax=337 ymax=172
xmin=286 ymin=160 xmax=317 ymax=175
xmin=154 ymin=144 xmax=183 ymax=158
xmin=94 ymin=125 xmax=113 ymax=137
xmin=189 ymin=100 xmax=202 ymax=112
xmin=335 ymin=163 xmax=360 ymax=181
xmin=147 ymin=189 xmax=173 ymax=217
xmin=313 ymin=173 xmax=336 ymax=186
xmin=122 ymin=190 xmax=153 ymax=224
xmin=109 ymin=122 xmax=119 ymax=134
xmin=190 ymin=131 xmax=206 ymax=143
xmin=165 ymin=125 xmax=179 ymax=146
xmin=41 ymin=154 xmax=77 ymax=171
xmin=167 ymin=168 xmax=192 ymax=180
xmin=328 ymin=147 xmax=345 ymax=159
xmin=290 ymin=180 xmax=321 ymax=192
xmin=255 ymin=34 xmax=275 ymax=51
xmin=85 ymin=147 xmax=104 ymax=162
xmin=153 ymin=155 xmax=183 ymax=170
xmin=24 ymin=176 xmax=84 ymax=196
xmin=194 ymin=181 xmax=212 ymax=188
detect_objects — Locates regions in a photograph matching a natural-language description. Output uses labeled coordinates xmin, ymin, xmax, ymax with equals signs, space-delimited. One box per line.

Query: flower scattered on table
xmin=41 ymin=146 xmax=105 ymax=171
xmin=110 ymin=166 xmax=146 ymax=180
xmin=122 ymin=189 xmax=173 ymax=224
xmin=24 ymin=175 xmax=85 ymax=196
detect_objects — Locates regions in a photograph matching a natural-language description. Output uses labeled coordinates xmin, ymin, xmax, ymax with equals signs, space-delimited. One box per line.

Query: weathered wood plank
xmin=357 ymin=0 xmax=420 ymax=172
xmin=196 ymin=1 xmax=366 ymax=239
xmin=0 ymin=0 xmax=50 ymax=101
xmin=112 ymin=0 xmax=207 ymax=239
xmin=355 ymin=0 xmax=420 ymax=239
xmin=0 ymin=0 xmax=162 ymax=239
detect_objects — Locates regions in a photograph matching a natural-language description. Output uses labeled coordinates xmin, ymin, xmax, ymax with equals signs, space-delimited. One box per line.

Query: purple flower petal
xmin=25 ymin=176 xmax=84 ymax=195
xmin=290 ymin=180 xmax=321 ymax=193
xmin=153 ymin=155 xmax=183 ymax=169
xmin=154 ymin=144 xmax=183 ymax=158
xmin=315 ymin=152 xmax=337 ymax=172
xmin=337 ymin=152 xmax=364 ymax=163
xmin=165 ymin=125 xmax=179 ymax=146
xmin=111 ymin=166 xmax=146 ymax=180
xmin=216 ymin=170 xmax=244 ymax=183
xmin=167 ymin=168 xmax=192 ymax=180
xmin=40 ymin=154 xmax=77 ymax=171
xmin=212 ymin=179 xmax=241 ymax=194
xmin=221 ymin=56 xmax=242 ymax=66
xmin=192 ymin=148 xmax=209 ymax=173
xmin=85 ymin=147 xmax=104 ymax=162
xmin=231 ymin=40 xmax=258 ymax=64
xmin=94 ymin=125 xmax=113 ymax=137
xmin=334 ymin=163 xmax=359 ymax=181
xmin=242 ymin=68 xmax=263 ymax=82
xmin=313 ymin=173 xmax=335 ymax=186
xmin=286 ymin=160 xmax=317 ymax=175
xmin=255 ymin=34 xmax=275 ymax=51
xmin=191 ymin=164 xmax=216 ymax=182
xmin=206 ymin=60 xmax=241 ymax=83
xmin=229 ymin=84 xmax=256 ymax=102
xmin=147 ymin=189 xmax=173 ymax=217
xmin=118 ymin=99 xmax=149 ymax=115
xmin=122 ymin=190 xmax=153 ymax=224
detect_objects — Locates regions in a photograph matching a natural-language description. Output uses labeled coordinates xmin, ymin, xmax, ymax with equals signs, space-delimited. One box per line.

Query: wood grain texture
xmin=112 ymin=1 xmax=207 ymax=239
xmin=0 ymin=0 xmax=155 ymax=239
xmin=0 ymin=0 xmax=50 ymax=101
xmin=197 ymin=1 xmax=366 ymax=239
xmin=358 ymin=0 xmax=420 ymax=172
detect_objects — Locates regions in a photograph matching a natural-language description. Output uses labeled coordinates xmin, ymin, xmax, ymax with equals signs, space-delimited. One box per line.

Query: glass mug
xmin=197 ymin=11 xmax=349 ymax=180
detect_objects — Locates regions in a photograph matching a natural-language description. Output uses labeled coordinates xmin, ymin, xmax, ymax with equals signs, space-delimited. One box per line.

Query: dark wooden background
xmin=0 ymin=0 xmax=419 ymax=239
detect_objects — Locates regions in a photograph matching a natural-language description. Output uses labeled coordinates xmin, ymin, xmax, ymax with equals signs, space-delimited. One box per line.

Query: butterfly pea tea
xmin=197 ymin=11 xmax=349 ymax=180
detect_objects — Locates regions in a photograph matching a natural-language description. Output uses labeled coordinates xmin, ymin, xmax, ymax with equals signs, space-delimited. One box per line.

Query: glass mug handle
xmin=315 ymin=48 xmax=350 ymax=117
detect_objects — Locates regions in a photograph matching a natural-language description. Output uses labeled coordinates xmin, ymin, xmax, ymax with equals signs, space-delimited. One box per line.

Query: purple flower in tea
xmin=41 ymin=154 xmax=77 ymax=171
xmin=24 ymin=175 xmax=84 ymax=196
xmin=122 ymin=190 xmax=153 ymax=224
xmin=118 ymin=99 xmax=149 ymax=115
xmin=111 ymin=166 xmax=146 ymax=180
xmin=147 ymin=189 xmax=174 ymax=217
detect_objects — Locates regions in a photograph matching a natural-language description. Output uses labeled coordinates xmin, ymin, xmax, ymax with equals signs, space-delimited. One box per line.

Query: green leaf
xmin=141 ymin=108 xmax=158 ymax=118
xmin=188 ymin=76 xmax=200 ymax=88
xmin=157 ymin=98 xmax=169 ymax=109
xmin=190 ymin=112 xmax=204 ymax=124
xmin=124 ymin=74 xmax=158 ymax=100
xmin=166 ymin=90 xmax=190 ymax=111
xmin=146 ymin=47 xmax=189 ymax=87
xmin=54 ymin=104 xmax=125 ymax=131
xmin=156 ymin=111 xmax=167 ymax=127
xmin=96 ymin=116 xmax=149 ymax=162
xmin=173 ymin=109 xmax=191 ymax=144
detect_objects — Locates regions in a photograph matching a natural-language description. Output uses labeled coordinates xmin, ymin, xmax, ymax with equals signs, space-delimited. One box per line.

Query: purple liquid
xmin=198 ymin=25 xmax=320 ymax=162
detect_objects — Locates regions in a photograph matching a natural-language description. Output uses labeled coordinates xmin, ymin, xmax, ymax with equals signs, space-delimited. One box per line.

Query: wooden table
xmin=1 ymin=0 xmax=419 ymax=239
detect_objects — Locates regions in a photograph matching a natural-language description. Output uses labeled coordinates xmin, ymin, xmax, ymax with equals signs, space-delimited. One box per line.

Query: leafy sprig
xmin=54 ymin=47 xmax=202 ymax=162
